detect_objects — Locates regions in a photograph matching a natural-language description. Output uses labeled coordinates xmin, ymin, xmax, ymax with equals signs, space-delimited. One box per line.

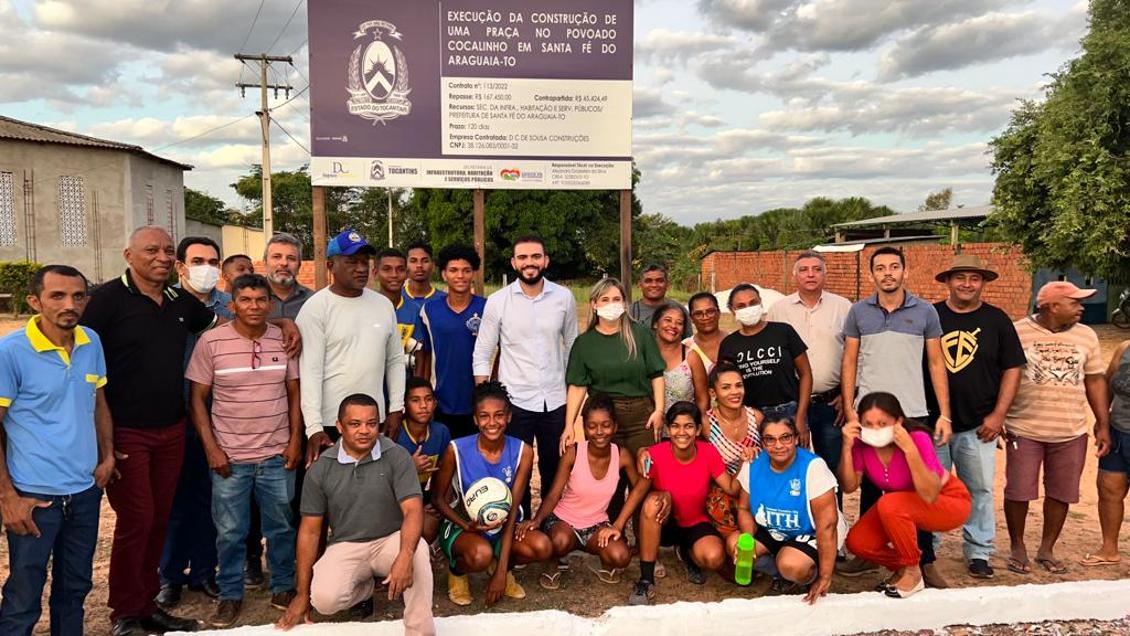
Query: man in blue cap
xmin=296 ymin=229 xmax=406 ymax=480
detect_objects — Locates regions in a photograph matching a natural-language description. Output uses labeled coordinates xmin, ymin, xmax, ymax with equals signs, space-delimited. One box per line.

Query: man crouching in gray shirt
xmin=277 ymin=393 xmax=434 ymax=635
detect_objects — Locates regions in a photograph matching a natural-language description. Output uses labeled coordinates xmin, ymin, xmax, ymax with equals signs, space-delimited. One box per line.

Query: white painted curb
xmin=177 ymin=579 xmax=1130 ymax=635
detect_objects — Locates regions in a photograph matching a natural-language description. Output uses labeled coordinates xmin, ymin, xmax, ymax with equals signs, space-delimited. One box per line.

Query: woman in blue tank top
xmin=734 ymin=415 xmax=845 ymax=604
xmin=431 ymin=381 xmax=552 ymax=607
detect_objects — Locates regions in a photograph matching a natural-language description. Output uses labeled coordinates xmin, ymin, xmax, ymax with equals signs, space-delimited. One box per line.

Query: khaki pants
xmin=310 ymin=532 xmax=435 ymax=636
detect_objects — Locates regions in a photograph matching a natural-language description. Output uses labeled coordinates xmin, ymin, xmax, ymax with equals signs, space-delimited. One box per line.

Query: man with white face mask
xmin=719 ymin=283 xmax=813 ymax=445
xmin=156 ymin=236 xmax=234 ymax=609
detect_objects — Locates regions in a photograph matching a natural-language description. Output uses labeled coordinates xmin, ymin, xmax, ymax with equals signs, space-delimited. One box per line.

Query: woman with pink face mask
xmin=839 ymin=392 xmax=971 ymax=599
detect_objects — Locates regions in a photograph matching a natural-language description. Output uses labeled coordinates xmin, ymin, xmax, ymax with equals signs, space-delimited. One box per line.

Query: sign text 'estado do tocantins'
xmin=308 ymin=0 xmax=633 ymax=189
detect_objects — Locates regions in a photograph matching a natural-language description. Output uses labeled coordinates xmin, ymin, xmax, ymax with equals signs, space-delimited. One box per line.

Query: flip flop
xmin=587 ymin=564 xmax=622 ymax=584
xmin=1035 ymin=557 xmax=1067 ymax=574
xmin=654 ymin=562 xmax=667 ymax=579
xmin=1006 ymin=557 xmax=1031 ymax=574
xmin=1080 ymin=554 xmax=1121 ymax=567
xmin=539 ymin=571 xmax=562 ymax=590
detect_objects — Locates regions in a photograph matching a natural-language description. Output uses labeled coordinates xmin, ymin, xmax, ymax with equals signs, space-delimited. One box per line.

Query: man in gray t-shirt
xmin=278 ymin=394 xmax=434 ymax=634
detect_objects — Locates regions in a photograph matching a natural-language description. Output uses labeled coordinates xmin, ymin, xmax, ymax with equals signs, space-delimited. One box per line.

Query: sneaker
xmin=968 ymin=559 xmax=994 ymax=579
xmin=270 ymin=589 xmax=297 ymax=610
xmin=155 ymin=583 xmax=182 ymax=609
xmin=243 ymin=559 xmax=265 ymax=589
xmin=922 ymin=562 xmax=949 ymax=589
xmin=627 ymin=579 xmax=655 ymax=606
xmin=504 ymin=571 xmax=526 ymax=599
xmin=836 ymin=556 xmax=879 ymax=578
xmin=675 ymin=546 xmax=705 ymax=585
xmin=349 ymin=598 xmax=374 ymax=619
xmin=210 ymin=600 xmax=241 ymax=628
xmin=447 ymin=572 xmax=473 ymax=606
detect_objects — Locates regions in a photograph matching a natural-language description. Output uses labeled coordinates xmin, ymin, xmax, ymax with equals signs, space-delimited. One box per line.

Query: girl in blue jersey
xmin=431 ymin=381 xmax=552 ymax=607
xmin=732 ymin=415 xmax=845 ymax=604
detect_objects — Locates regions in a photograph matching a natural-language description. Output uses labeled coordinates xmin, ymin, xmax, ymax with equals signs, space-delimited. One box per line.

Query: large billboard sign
xmin=308 ymin=0 xmax=633 ymax=189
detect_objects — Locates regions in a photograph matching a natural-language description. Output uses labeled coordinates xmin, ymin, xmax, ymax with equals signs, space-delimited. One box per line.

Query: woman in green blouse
xmin=560 ymin=278 xmax=666 ymax=461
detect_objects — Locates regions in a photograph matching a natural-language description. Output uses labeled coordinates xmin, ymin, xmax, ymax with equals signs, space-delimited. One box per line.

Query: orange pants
xmin=846 ymin=477 xmax=971 ymax=569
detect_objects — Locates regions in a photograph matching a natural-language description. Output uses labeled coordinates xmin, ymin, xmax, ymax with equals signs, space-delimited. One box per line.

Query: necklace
xmin=714 ymin=408 xmax=748 ymax=442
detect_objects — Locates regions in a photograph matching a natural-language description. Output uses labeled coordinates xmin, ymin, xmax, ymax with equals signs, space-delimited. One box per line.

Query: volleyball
xmin=463 ymin=477 xmax=512 ymax=529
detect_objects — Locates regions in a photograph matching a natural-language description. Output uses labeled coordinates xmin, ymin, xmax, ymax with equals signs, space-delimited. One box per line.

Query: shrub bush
xmin=0 ymin=260 xmax=44 ymax=315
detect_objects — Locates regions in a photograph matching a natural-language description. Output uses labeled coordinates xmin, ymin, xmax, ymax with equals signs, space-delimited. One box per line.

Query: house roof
xmin=831 ymin=205 xmax=992 ymax=229
xmin=0 ymin=115 xmax=192 ymax=170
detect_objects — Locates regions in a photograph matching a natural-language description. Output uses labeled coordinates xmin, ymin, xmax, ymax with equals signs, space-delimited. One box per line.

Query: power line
xmin=272 ymin=119 xmax=309 ymax=154
xmin=267 ymin=0 xmax=306 ymax=53
xmin=237 ymin=0 xmax=268 ymax=53
xmin=152 ymin=114 xmax=257 ymax=152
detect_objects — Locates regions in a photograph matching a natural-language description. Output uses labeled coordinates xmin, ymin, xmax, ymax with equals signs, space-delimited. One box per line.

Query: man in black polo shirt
xmin=82 ymin=226 xmax=216 ymax=635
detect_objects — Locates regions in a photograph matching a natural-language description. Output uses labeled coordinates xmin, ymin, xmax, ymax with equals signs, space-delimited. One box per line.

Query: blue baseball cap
xmin=326 ymin=229 xmax=376 ymax=258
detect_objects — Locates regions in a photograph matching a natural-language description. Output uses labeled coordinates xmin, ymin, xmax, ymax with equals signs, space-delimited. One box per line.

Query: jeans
xmin=107 ymin=422 xmax=185 ymax=620
xmin=508 ymin=403 xmax=566 ymax=518
xmin=160 ymin=425 xmax=218 ymax=587
xmin=807 ymin=401 xmax=842 ymax=507
xmin=935 ymin=428 xmax=996 ymax=561
xmin=212 ymin=455 xmax=297 ymax=600
xmin=0 ymin=485 xmax=101 ymax=636
xmin=759 ymin=400 xmax=798 ymax=422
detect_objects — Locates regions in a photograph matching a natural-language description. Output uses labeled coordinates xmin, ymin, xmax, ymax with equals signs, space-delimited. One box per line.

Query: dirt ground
xmin=3 ymin=323 xmax=1130 ymax=634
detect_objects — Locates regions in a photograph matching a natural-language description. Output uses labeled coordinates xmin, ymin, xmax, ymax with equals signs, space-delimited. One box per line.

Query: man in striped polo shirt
xmin=186 ymin=274 xmax=302 ymax=628
xmin=1004 ymin=281 xmax=1110 ymax=575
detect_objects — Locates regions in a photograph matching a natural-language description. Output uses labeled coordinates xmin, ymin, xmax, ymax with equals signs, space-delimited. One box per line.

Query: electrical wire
xmin=272 ymin=119 xmax=310 ymax=155
xmin=267 ymin=0 xmax=306 ymax=54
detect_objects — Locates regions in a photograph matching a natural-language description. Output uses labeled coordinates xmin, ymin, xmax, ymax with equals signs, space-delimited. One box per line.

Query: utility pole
xmin=387 ymin=190 xmax=394 ymax=247
xmin=236 ymin=53 xmax=292 ymax=239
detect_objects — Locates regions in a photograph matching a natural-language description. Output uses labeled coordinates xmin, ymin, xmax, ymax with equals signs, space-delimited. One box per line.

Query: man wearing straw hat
xmin=927 ymin=254 xmax=1026 ymax=580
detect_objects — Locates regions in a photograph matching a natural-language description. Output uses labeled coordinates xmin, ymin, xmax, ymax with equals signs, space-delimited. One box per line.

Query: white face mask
xmin=187 ymin=265 xmax=220 ymax=293
xmin=596 ymin=302 xmax=625 ymax=322
xmin=734 ymin=304 xmax=765 ymax=326
xmin=860 ymin=425 xmax=895 ymax=448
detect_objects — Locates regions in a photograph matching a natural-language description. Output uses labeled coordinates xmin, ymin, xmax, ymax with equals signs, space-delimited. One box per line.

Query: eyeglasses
xmin=251 ymin=340 xmax=262 ymax=370
xmin=762 ymin=433 xmax=796 ymax=447
xmin=691 ymin=308 xmax=719 ymax=319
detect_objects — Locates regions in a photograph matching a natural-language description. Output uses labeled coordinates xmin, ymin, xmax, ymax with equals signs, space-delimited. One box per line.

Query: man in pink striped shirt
xmin=186 ymin=274 xmax=301 ymax=628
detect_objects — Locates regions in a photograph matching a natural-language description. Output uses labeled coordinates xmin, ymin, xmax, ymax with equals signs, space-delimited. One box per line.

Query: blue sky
xmin=0 ymin=0 xmax=1086 ymax=225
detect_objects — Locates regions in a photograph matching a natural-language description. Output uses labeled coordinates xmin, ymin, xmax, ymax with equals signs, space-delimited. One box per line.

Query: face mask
xmin=860 ymin=425 xmax=895 ymax=448
xmin=596 ymin=302 xmax=625 ymax=322
xmin=187 ymin=265 xmax=220 ymax=293
xmin=734 ymin=304 xmax=765 ymax=326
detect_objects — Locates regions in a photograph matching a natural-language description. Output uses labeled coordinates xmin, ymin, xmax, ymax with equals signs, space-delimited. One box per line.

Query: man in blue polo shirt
xmin=838 ymin=245 xmax=953 ymax=588
xmin=414 ymin=244 xmax=486 ymax=439
xmin=0 ymin=265 xmax=114 ymax=635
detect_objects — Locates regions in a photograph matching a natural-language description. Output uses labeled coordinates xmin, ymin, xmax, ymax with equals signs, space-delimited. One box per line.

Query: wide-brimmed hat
xmin=935 ymin=254 xmax=999 ymax=283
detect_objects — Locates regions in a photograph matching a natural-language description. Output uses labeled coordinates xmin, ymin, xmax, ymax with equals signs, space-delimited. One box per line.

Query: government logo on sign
xmin=347 ymin=20 xmax=412 ymax=125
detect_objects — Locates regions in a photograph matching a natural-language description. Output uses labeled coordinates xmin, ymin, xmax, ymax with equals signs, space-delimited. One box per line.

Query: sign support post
xmin=473 ymin=188 xmax=485 ymax=295
xmin=313 ymin=186 xmax=327 ymax=289
xmin=619 ymin=189 xmax=632 ymax=302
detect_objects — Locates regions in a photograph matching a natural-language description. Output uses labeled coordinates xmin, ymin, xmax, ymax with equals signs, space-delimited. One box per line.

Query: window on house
xmin=58 ymin=175 xmax=88 ymax=246
xmin=0 ymin=172 xmax=16 ymax=246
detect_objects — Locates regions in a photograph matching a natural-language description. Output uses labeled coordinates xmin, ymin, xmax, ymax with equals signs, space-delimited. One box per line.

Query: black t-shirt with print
xmin=925 ymin=301 xmax=1027 ymax=433
xmin=719 ymin=322 xmax=808 ymax=408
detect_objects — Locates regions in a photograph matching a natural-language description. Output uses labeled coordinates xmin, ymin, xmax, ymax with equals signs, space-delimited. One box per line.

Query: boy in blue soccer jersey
xmin=431 ymin=381 xmax=552 ymax=607
xmin=413 ymin=243 xmax=487 ymax=439
xmin=394 ymin=377 xmax=452 ymax=544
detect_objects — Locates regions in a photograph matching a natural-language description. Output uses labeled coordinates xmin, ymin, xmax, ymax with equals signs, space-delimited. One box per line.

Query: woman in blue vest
xmin=733 ymin=415 xmax=845 ymax=604
xmin=431 ymin=381 xmax=553 ymax=607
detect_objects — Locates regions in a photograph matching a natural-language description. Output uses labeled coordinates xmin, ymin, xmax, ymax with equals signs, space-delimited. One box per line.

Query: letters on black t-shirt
xmin=718 ymin=322 xmax=808 ymax=408
xmin=925 ymin=301 xmax=1026 ymax=433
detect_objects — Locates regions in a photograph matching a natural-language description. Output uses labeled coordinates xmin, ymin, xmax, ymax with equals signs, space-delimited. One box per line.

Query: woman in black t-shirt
xmin=718 ymin=283 xmax=813 ymax=447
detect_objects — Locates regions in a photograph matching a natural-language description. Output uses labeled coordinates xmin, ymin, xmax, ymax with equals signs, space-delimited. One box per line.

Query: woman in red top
xmin=628 ymin=401 xmax=742 ymax=606
xmin=840 ymin=392 xmax=971 ymax=598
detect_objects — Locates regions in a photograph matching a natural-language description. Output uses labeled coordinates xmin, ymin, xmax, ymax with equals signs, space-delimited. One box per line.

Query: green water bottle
xmin=734 ymin=532 xmax=755 ymax=586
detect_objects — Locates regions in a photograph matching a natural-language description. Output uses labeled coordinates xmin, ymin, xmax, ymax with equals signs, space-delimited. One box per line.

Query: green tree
xmin=989 ymin=0 xmax=1130 ymax=279
xmin=919 ymin=188 xmax=953 ymax=212
xmin=184 ymin=187 xmax=231 ymax=225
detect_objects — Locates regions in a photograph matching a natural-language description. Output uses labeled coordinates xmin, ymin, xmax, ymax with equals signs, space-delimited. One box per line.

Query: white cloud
xmin=636 ymin=29 xmax=738 ymax=65
xmin=878 ymin=8 xmax=1086 ymax=80
xmin=35 ymin=0 xmax=307 ymax=55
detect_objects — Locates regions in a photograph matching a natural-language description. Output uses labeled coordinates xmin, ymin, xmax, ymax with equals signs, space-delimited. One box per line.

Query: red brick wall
xmin=220 ymin=261 xmax=320 ymax=291
xmin=701 ymin=242 xmax=1033 ymax=320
